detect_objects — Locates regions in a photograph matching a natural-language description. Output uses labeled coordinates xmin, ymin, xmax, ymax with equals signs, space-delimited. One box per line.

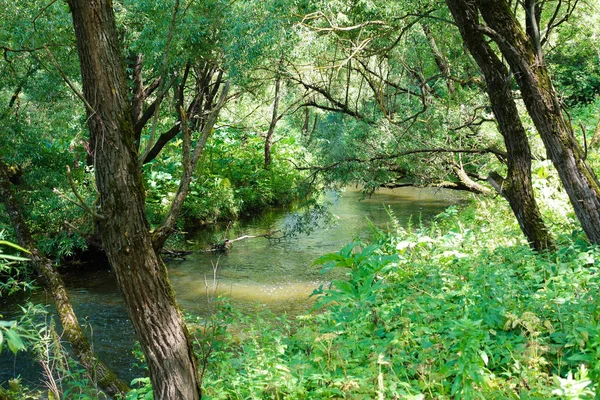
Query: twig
xmin=44 ymin=46 xmax=96 ymax=114
xmin=33 ymin=0 xmax=59 ymax=32
xmin=54 ymin=166 xmax=105 ymax=220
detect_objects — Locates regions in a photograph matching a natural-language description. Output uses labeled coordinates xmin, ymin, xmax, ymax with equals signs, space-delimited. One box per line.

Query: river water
xmin=1 ymin=186 xmax=464 ymax=386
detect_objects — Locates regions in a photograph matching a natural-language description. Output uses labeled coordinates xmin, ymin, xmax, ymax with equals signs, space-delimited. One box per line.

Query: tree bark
xmin=152 ymin=81 xmax=229 ymax=251
xmin=450 ymin=161 xmax=492 ymax=195
xmin=264 ymin=76 xmax=282 ymax=170
xmin=446 ymin=0 xmax=554 ymax=251
xmin=67 ymin=1 xmax=201 ymax=399
xmin=0 ymin=160 xmax=129 ymax=397
xmin=476 ymin=0 xmax=600 ymax=244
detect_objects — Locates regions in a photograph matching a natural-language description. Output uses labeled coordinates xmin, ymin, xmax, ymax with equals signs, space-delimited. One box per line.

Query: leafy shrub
xmin=195 ymin=198 xmax=599 ymax=399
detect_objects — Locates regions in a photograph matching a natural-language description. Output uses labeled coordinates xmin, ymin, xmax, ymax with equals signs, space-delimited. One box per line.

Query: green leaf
xmin=5 ymin=329 xmax=25 ymax=354
xmin=313 ymin=253 xmax=345 ymax=266
xmin=332 ymin=280 xmax=355 ymax=296
xmin=0 ymin=241 xmax=30 ymax=254
xmin=0 ymin=254 xmax=29 ymax=262
xmin=340 ymin=242 xmax=360 ymax=258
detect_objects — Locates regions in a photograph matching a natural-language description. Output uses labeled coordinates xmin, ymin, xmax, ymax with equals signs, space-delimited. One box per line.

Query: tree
xmin=67 ymin=0 xmax=201 ymax=398
xmin=474 ymin=0 xmax=600 ymax=243
xmin=445 ymin=0 xmax=554 ymax=251
xmin=286 ymin=2 xmax=556 ymax=248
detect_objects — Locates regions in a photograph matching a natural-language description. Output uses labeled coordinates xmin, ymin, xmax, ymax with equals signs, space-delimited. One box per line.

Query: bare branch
xmin=54 ymin=166 xmax=105 ymax=220
xmin=295 ymin=146 xmax=507 ymax=173
xmin=33 ymin=0 xmax=59 ymax=32
xmin=300 ymin=11 xmax=389 ymax=32
xmin=44 ymin=46 xmax=96 ymax=114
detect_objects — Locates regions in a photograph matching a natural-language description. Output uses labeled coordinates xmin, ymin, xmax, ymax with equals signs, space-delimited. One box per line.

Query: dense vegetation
xmin=196 ymin=200 xmax=600 ymax=399
xmin=1 ymin=0 xmax=600 ymax=398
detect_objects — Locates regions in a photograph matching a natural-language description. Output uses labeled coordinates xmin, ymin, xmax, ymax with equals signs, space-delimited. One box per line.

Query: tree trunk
xmin=0 ymin=160 xmax=129 ymax=397
xmin=476 ymin=0 xmax=600 ymax=244
xmin=446 ymin=0 xmax=554 ymax=251
xmin=67 ymin=1 xmax=201 ymax=399
xmin=590 ymin=115 xmax=600 ymax=150
xmin=422 ymin=25 xmax=456 ymax=95
xmin=264 ymin=75 xmax=282 ymax=170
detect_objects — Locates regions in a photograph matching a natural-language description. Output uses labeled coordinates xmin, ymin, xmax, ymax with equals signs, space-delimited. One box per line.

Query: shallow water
xmin=170 ymin=187 xmax=464 ymax=315
xmin=0 ymin=186 xmax=465 ymax=385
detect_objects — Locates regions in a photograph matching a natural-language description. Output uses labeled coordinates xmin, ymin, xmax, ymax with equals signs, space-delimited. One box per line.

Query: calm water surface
xmin=1 ymin=186 xmax=464 ymax=385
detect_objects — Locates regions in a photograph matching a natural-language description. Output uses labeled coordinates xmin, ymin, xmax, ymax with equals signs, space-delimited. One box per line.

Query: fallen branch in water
xmin=160 ymin=248 xmax=193 ymax=260
xmin=208 ymin=230 xmax=282 ymax=252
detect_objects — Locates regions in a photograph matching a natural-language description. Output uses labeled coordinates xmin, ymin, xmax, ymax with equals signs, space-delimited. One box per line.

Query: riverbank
xmin=4 ymin=194 xmax=598 ymax=398
xmin=196 ymin=197 xmax=600 ymax=399
xmin=1 ymin=186 xmax=464 ymax=397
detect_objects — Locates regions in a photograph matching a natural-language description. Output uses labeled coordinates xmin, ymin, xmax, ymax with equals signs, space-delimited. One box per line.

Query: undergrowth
xmin=193 ymin=199 xmax=600 ymax=399
xmin=4 ymin=198 xmax=600 ymax=399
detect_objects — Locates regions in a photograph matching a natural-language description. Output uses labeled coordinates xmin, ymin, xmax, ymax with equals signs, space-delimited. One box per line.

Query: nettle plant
xmin=304 ymin=201 xmax=600 ymax=398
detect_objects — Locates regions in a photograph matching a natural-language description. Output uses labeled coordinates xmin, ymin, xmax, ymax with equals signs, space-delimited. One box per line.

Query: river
xmin=0 ymin=186 xmax=465 ymax=387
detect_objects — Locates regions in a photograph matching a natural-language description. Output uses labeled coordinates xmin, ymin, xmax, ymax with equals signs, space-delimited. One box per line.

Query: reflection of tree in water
xmin=209 ymin=202 xmax=338 ymax=251
xmin=276 ymin=202 xmax=338 ymax=241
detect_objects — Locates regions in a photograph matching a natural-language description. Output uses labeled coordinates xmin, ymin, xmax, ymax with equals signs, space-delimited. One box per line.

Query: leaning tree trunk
xmin=422 ymin=25 xmax=455 ymax=96
xmin=67 ymin=1 xmax=201 ymax=399
xmin=446 ymin=0 xmax=554 ymax=251
xmin=0 ymin=160 xmax=129 ymax=397
xmin=476 ymin=0 xmax=600 ymax=244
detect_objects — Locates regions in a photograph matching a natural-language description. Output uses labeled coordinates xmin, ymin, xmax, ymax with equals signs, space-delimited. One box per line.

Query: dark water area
xmin=0 ymin=186 xmax=466 ymax=388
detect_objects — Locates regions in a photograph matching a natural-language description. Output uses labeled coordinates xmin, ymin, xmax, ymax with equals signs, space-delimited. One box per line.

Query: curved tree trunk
xmin=67 ymin=1 xmax=201 ymax=399
xmin=446 ymin=0 xmax=554 ymax=251
xmin=0 ymin=160 xmax=129 ymax=397
xmin=476 ymin=0 xmax=600 ymax=244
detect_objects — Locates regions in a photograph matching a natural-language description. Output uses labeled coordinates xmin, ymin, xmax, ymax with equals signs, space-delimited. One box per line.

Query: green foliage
xmin=0 ymin=237 xmax=34 ymax=297
xmin=126 ymin=378 xmax=153 ymax=400
xmin=547 ymin=3 xmax=600 ymax=106
xmin=14 ymin=304 xmax=110 ymax=399
xmin=0 ymin=239 xmax=32 ymax=356
xmin=0 ymin=320 xmax=25 ymax=356
xmin=145 ymin=126 xmax=309 ymax=227
xmin=189 ymin=198 xmax=600 ymax=398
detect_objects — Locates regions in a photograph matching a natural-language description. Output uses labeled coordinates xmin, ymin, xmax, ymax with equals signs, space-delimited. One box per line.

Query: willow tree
xmin=445 ymin=0 xmax=554 ymax=251
xmin=286 ymin=2 xmax=555 ymax=249
xmin=67 ymin=0 xmax=201 ymax=398
xmin=471 ymin=0 xmax=600 ymax=243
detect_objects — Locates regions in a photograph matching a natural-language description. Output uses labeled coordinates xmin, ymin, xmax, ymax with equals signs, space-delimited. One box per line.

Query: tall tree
xmin=264 ymin=74 xmax=282 ymax=170
xmin=474 ymin=0 xmax=600 ymax=243
xmin=446 ymin=0 xmax=554 ymax=251
xmin=66 ymin=0 xmax=201 ymax=398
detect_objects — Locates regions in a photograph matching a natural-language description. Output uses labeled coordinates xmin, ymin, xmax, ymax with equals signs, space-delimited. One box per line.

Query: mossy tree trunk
xmin=67 ymin=1 xmax=201 ymax=398
xmin=446 ymin=0 xmax=554 ymax=251
xmin=0 ymin=159 xmax=129 ymax=397
xmin=476 ymin=0 xmax=600 ymax=244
